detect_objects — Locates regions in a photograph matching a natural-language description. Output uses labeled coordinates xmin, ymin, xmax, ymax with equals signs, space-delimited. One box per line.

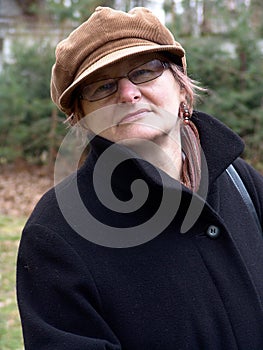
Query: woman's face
xmin=79 ymin=53 xmax=186 ymax=145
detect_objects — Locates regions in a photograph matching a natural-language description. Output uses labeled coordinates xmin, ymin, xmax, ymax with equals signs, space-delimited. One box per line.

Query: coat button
xmin=206 ymin=225 xmax=220 ymax=239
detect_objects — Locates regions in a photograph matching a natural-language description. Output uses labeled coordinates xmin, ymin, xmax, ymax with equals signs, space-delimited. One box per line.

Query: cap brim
xmin=59 ymin=44 xmax=185 ymax=112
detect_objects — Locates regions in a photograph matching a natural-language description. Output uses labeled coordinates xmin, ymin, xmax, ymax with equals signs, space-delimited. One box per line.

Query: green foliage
xmin=46 ymin=0 xmax=116 ymax=23
xmin=180 ymin=21 xmax=263 ymax=170
xmin=1 ymin=1 xmax=262 ymax=170
xmin=167 ymin=0 xmax=263 ymax=171
xmin=0 ymin=41 xmax=66 ymax=165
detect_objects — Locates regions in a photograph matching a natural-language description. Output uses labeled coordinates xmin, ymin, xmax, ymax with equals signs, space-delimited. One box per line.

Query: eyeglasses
xmin=79 ymin=59 xmax=169 ymax=102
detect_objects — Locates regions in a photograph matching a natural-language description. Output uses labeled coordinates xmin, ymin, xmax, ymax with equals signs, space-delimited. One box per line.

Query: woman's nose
xmin=117 ymin=78 xmax=141 ymax=103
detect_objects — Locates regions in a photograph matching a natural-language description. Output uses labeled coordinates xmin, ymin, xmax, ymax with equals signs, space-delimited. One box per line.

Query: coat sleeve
xmin=16 ymin=223 xmax=122 ymax=350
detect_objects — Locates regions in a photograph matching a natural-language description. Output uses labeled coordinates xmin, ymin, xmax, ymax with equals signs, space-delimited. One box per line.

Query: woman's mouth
xmin=118 ymin=109 xmax=151 ymax=125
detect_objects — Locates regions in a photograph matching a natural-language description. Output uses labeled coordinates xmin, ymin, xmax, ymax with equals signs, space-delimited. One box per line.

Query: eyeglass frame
xmin=79 ymin=59 xmax=170 ymax=102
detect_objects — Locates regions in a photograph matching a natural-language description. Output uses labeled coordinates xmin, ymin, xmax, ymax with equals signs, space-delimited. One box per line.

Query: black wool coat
xmin=17 ymin=111 xmax=263 ymax=349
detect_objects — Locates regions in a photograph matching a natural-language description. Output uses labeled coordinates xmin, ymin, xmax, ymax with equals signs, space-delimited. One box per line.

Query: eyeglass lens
xmin=80 ymin=59 xmax=167 ymax=102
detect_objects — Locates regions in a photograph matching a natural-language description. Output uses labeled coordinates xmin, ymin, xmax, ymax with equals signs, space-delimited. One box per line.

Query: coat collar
xmin=192 ymin=111 xmax=244 ymax=185
xmin=87 ymin=111 xmax=244 ymax=190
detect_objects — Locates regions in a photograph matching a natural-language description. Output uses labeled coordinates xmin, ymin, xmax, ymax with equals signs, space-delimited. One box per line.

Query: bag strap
xmin=226 ymin=164 xmax=262 ymax=235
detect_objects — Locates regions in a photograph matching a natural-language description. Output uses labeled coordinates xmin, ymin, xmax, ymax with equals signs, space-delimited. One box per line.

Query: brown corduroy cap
xmin=51 ymin=6 xmax=186 ymax=116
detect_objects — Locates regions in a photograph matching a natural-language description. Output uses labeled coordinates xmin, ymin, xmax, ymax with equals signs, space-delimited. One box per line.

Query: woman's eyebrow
xmin=86 ymin=59 xmax=150 ymax=82
xmin=84 ymin=74 xmax=112 ymax=84
xmin=94 ymin=75 xmax=112 ymax=80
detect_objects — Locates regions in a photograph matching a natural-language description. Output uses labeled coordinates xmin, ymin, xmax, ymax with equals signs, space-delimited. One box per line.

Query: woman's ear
xmin=179 ymin=86 xmax=187 ymax=102
xmin=70 ymin=98 xmax=86 ymax=125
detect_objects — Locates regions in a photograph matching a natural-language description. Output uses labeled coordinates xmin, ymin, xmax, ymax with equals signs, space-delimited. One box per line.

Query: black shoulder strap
xmin=226 ymin=164 xmax=262 ymax=235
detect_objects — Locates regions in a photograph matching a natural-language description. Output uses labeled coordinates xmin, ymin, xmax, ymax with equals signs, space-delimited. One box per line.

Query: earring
xmin=179 ymin=102 xmax=201 ymax=192
xmin=180 ymin=102 xmax=191 ymax=123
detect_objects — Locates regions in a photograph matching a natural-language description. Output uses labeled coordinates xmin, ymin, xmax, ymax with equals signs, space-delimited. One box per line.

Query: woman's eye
xmin=132 ymin=69 xmax=151 ymax=79
xmin=96 ymin=82 xmax=115 ymax=93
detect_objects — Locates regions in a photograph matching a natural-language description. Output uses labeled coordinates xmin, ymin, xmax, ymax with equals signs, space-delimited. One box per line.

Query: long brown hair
xmin=168 ymin=64 xmax=205 ymax=115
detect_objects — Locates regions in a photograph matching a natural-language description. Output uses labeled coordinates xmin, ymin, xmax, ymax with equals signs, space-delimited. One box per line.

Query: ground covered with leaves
xmin=0 ymin=165 xmax=54 ymax=218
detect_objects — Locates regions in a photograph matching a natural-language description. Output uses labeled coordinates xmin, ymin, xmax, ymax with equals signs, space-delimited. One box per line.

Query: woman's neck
xmin=125 ymin=132 xmax=182 ymax=181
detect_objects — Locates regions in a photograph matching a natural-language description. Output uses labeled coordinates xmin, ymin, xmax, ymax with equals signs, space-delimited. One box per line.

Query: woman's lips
xmin=118 ymin=109 xmax=151 ymax=125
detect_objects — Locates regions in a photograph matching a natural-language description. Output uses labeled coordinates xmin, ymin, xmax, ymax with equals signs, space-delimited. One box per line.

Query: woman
xmin=17 ymin=6 xmax=263 ymax=349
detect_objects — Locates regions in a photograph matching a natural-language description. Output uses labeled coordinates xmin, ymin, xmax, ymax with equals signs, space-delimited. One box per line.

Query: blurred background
xmin=0 ymin=0 xmax=262 ymax=349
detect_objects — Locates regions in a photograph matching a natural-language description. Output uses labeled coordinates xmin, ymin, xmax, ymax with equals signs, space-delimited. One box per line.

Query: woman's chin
xmin=100 ymin=123 xmax=165 ymax=145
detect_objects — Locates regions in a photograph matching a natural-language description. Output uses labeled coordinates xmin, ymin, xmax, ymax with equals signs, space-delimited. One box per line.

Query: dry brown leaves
xmin=0 ymin=165 xmax=54 ymax=218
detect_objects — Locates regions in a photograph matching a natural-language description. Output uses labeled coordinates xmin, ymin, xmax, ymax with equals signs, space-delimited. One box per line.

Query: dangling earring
xmin=179 ymin=102 xmax=201 ymax=192
xmin=181 ymin=102 xmax=191 ymax=123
